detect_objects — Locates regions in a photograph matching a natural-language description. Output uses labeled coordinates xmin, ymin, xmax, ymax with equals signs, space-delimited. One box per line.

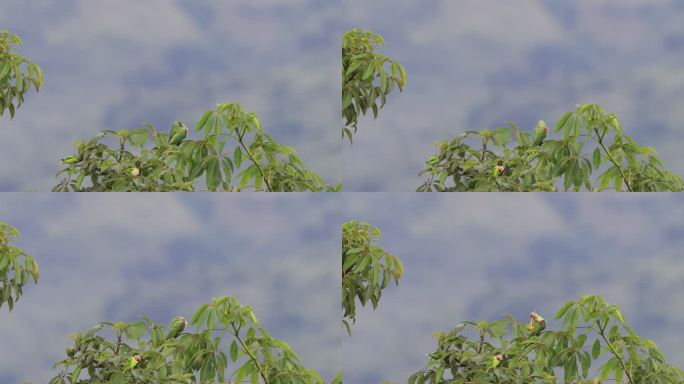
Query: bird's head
xmin=530 ymin=312 xmax=545 ymax=323
xmin=174 ymin=316 xmax=188 ymax=329
xmin=133 ymin=354 xmax=142 ymax=363
xmin=172 ymin=121 xmax=188 ymax=134
xmin=536 ymin=120 xmax=548 ymax=134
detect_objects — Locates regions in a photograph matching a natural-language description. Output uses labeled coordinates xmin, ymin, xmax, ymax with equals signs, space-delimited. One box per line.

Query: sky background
xmin=342 ymin=194 xmax=684 ymax=384
xmin=343 ymin=0 xmax=684 ymax=191
xmin=0 ymin=0 xmax=341 ymax=191
xmin=0 ymin=194 xmax=340 ymax=383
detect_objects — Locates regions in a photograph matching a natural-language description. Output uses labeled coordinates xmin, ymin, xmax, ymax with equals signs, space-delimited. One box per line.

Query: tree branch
xmin=235 ymin=126 xmax=272 ymax=192
xmin=231 ymin=323 xmax=269 ymax=384
xmin=594 ymin=128 xmax=633 ymax=192
xmin=596 ymin=320 xmax=634 ymax=384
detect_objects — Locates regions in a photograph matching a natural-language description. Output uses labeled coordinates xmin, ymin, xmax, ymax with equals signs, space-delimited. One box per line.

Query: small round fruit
xmin=131 ymin=168 xmax=140 ymax=177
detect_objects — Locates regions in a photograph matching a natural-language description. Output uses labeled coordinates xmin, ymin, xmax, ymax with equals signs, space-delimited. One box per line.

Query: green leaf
xmin=592 ymin=339 xmax=601 ymax=359
xmin=345 ymin=60 xmax=363 ymax=76
xmin=592 ymin=147 xmax=601 ymax=170
xmin=555 ymin=301 xmax=574 ymax=319
xmin=234 ymin=146 xmax=243 ymax=168
xmin=195 ymin=111 xmax=212 ymax=132
xmin=230 ymin=340 xmax=238 ymax=362
xmin=362 ymin=62 xmax=375 ymax=80
xmin=205 ymin=158 xmax=221 ymax=191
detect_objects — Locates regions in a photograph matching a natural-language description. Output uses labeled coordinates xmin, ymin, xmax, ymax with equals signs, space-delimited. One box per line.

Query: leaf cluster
xmin=48 ymin=296 xmax=325 ymax=384
xmin=342 ymin=29 xmax=406 ymax=143
xmin=53 ymin=103 xmax=339 ymax=192
xmin=341 ymin=220 xmax=403 ymax=334
xmin=418 ymin=104 xmax=683 ymax=192
xmin=0 ymin=221 xmax=39 ymax=311
xmin=0 ymin=29 xmax=43 ymax=119
xmin=407 ymin=295 xmax=684 ymax=384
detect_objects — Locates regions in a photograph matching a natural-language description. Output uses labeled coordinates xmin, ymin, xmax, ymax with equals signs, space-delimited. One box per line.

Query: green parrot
xmin=127 ymin=354 xmax=142 ymax=370
xmin=169 ymin=121 xmax=189 ymax=146
xmin=492 ymin=165 xmax=505 ymax=176
xmin=527 ymin=312 xmax=546 ymax=336
xmin=533 ymin=120 xmax=548 ymax=146
xmin=166 ymin=316 xmax=188 ymax=340
xmin=61 ymin=155 xmax=80 ymax=165
xmin=486 ymin=354 xmax=505 ymax=370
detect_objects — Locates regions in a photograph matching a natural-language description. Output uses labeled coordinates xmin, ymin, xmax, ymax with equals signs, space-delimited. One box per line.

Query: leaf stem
xmin=477 ymin=329 xmax=485 ymax=354
xmin=594 ymin=128 xmax=632 ymax=192
xmin=113 ymin=329 xmax=122 ymax=356
xmin=235 ymin=125 xmax=272 ymax=192
xmin=596 ymin=320 xmax=634 ymax=384
xmin=231 ymin=323 xmax=269 ymax=384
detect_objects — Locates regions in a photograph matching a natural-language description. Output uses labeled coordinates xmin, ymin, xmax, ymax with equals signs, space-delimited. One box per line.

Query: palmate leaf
xmin=46 ymin=296 xmax=324 ymax=384
xmin=54 ymin=102 xmax=339 ymax=192
xmin=406 ymin=295 xmax=684 ymax=384
xmin=418 ymin=104 xmax=683 ymax=192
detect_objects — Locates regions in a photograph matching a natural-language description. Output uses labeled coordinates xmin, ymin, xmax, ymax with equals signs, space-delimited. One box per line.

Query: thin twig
xmin=235 ymin=125 xmax=272 ymax=192
xmin=231 ymin=323 xmax=269 ymax=384
xmin=594 ymin=128 xmax=632 ymax=191
xmin=596 ymin=320 xmax=634 ymax=384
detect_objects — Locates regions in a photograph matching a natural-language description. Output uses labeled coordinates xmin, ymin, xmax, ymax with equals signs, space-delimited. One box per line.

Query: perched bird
xmin=169 ymin=121 xmax=189 ymax=146
xmin=166 ymin=316 xmax=188 ymax=340
xmin=486 ymin=354 xmax=505 ymax=370
xmin=527 ymin=312 xmax=546 ymax=336
xmin=127 ymin=354 xmax=142 ymax=370
xmin=61 ymin=155 xmax=80 ymax=165
xmin=130 ymin=167 xmax=140 ymax=177
xmin=533 ymin=120 xmax=548 ymax=146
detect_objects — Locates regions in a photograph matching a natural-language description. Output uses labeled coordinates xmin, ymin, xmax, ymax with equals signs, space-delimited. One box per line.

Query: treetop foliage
xmin=342 ymin=32 xmax=680 ymax=191
xmin=342 ymin=220 xmax=403 ymax=335
xmin=342 ymin=28 xmax=406 ymax=143
xmin=53 ymin=103 xmax=340 ymax=192
xmin=0 ymin=221 xmax=39 ymax=312
xmin=0 ymin=29 xmax=43 ymax=120
xmin=45 ymin=296 xmax=330 ymax=384
xmin=5 ymin=29 xmax=683 ymax=193
xmin=418 ymin=104 xmax=684 ymax=192
xmin=339 ymin=223 xmax=681 ymax=383
xmin=406 ymin=295 xmax=684 ymax=384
